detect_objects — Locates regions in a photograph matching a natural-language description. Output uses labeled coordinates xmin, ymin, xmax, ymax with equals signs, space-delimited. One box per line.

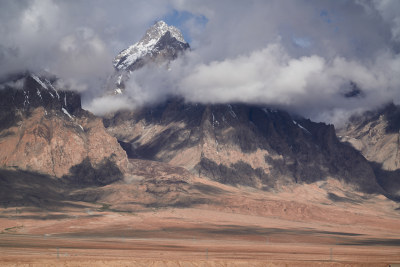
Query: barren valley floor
xmin=1 ymin=180 xmax=399 ymax=267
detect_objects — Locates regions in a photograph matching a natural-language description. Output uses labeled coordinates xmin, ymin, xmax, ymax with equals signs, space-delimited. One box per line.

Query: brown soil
xmin=1 ymin=177 xmax=399 ymax=266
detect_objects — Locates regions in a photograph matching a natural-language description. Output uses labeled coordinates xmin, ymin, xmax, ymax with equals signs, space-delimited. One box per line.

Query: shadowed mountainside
xmin=104 ymin=98 xmax=380 ymax=194
xmin=339 ymin=104 xmax=400 ymax=199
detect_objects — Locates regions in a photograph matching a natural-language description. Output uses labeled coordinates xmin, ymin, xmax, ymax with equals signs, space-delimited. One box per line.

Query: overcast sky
xmin=1 ymin=0 xmax=400 ymax=126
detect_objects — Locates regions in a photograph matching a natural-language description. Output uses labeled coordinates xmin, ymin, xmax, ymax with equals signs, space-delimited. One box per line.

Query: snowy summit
xmin=113 ymin=21 xmax=188 ymax=71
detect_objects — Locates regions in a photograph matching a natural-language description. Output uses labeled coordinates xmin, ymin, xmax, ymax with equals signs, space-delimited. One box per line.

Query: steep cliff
xmin=0 ymin=73 xmax=129 ymax=185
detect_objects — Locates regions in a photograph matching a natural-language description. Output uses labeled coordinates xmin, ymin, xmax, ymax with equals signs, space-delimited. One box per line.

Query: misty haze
xmin=0 ymin=1 xmax=400 ymax=266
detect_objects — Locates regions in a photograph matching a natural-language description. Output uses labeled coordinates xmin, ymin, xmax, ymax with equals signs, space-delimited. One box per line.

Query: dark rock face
xmin=104 ymin=98 xmax=379 ymax=193
xmin=0 ymin=73 xmax=79 ymax=132
xmin=339 ymin=103 xmax=400 ymax=199
xmin=0 ymin=73 xmax=81 ymax=114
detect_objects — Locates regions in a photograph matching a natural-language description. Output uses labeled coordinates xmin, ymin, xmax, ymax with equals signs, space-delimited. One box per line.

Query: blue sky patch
xmin=292 ymin=37 xmax=312 ymax=48
xmin=162 ymin=10 xmax=208 ymax=43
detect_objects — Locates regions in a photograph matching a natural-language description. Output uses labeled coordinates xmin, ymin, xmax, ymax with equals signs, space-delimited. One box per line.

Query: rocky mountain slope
xmin=0 ymin=73 xmax=129 ymax=185
xmin=339 ymin=103 xmax=400 ymax=198
xmin=104 ymin=98 xmax=380 ymax=194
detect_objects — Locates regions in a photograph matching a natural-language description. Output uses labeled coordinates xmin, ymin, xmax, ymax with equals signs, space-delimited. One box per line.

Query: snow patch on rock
xmin=113 ymin=21 xmax=187 ymax=70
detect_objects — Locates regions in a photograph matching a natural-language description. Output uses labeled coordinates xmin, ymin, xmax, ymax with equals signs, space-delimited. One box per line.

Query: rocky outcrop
xmin=339 ymin=103 xmax=400 ymax=171
xmin=0 ymin=73 xmax=129 ymax=184
xmin=104 ymin=98 xmax=379 ymax=193
xmin=0 ymin=72 xmax=81 ymax=111
xmin=339 ymin=103 xmax=400 ymax=198
xmin=0 ymin=73 xmax=80 ymax=131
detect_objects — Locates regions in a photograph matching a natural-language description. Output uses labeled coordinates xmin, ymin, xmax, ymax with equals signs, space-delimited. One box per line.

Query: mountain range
xmin=1 ymin=20 xmax=399 ymax=202
xmin=1 ymin=20 xmax=400 ymax=265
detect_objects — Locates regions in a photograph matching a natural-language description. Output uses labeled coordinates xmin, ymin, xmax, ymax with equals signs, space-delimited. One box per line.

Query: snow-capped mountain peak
xmin=113 ymin=20 xmax=188 ymax=71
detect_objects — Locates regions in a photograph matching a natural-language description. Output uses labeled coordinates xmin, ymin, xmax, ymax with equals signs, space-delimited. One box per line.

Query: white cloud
xmin=83 ymin=95 xmax=132 ymax=115
xmin=371 ymin=0 xmax=400 ymax=42
xmin=112 ymin=40 xmax=400 ymax=126
xmin=178 ymin=44 xmax=323 ymax=104
xmin=1 ymin=0 xmax=400 ymax=126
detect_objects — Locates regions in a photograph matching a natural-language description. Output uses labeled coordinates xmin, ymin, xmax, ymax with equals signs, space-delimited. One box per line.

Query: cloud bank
xmin=0 ymin=0 xmax=170 ymax=90
xmin=1 ymin=0 xmax=400 ymax=126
